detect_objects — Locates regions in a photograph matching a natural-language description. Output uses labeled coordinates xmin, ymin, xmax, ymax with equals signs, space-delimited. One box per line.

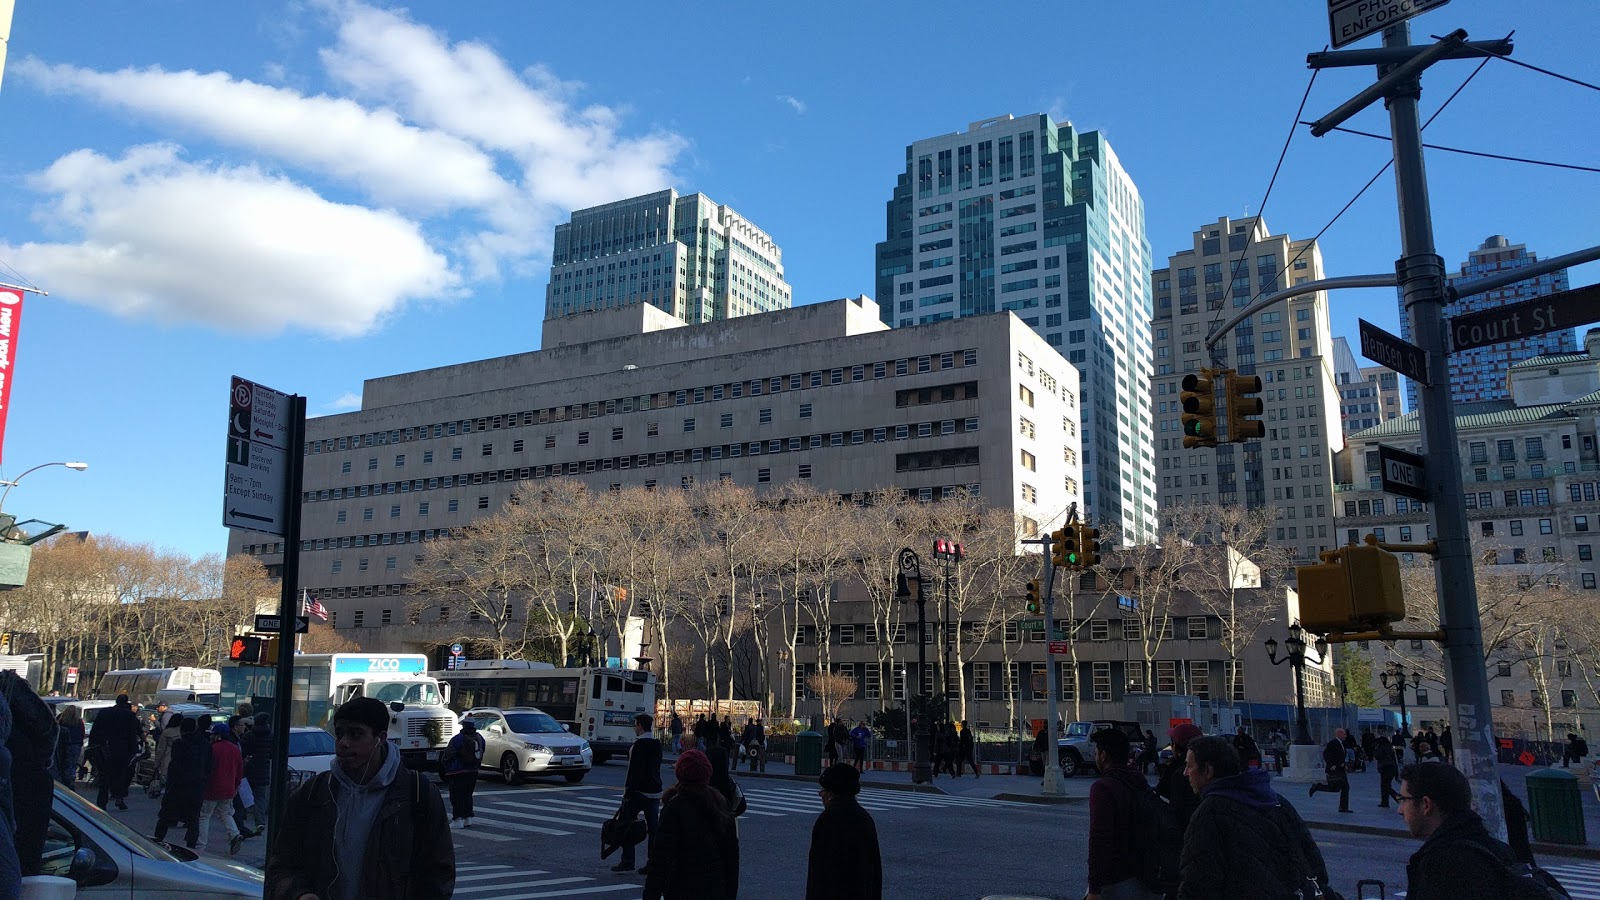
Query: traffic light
xmin=933 ymin=539 xmax=965 ymax=561
xmin=1056 ymin=526 xmax=1082 ymax=570
xmin=1297 ymin=540 xmax=1406 ymax=638
xmin=1049 ymin=528 xmax=1070 ymax=567
xmin=1077 ymin=523 xmax=1101 ymax=569
xmin=1025 ymin=579 xmax=1042 ymax=614
xmin=0 ymin=632 xmax=11 ymax=654
xmin=1180 ymin=369 xmax=1218 ymax=449
xmin=1225 ymin=372 xmax=1265 ymax=442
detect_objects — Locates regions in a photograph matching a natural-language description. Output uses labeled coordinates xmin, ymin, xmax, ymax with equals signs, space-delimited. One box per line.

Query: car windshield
xmin=503 ymin=712 xmax=564 ymax=735
xmin=1066 ymin=723 xmax=1092 ymax=737
xmin=54 ymin=785 xmax=182 ymax=863
xmin=289 ymin=730 xmax=336 ymax=757
xmin=367 ymin=681 xmax=441 ymax=706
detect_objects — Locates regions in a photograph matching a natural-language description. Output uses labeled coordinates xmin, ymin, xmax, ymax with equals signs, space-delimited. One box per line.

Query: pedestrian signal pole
xmin=1307 ymin=21 xmax=1505 ymax=835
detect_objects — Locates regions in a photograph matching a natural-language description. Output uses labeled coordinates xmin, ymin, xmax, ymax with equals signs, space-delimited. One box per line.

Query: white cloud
xmin=327 ymin=391 xmax=362 ymax=411
xmin=776 ymin=94 xmax=807 ymax=115
xmin=6 ymin=1 xmax=686 ymax=333
xmin=15 ymin=58 xmax=511 ymax=214
xmin=2 ymin=144 xmax=458 ymax=337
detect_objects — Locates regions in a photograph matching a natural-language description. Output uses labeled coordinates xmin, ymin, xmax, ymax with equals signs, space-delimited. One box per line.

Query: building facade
xmin=229 ymin=298 xmax=1082 ymax=648
xmin=1150 ymin=217 xmax=1343 ymax=562
xmin=1400 ymin=235 xmax=1574 ymax=408
xmin=1332 ymin=337 xmax=1404 ymax=436
xmin=874 ymin=114 xmax=1157 ymax=542
xmin=544 ymin=189 xmax=791 ymax=324
xmin=1335 ymin=332 xmax=1600 ymax=738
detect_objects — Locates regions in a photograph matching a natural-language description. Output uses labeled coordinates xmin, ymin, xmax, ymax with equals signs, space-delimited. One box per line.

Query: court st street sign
xmin=1449 ymin=283 xmax=1600 ymax=353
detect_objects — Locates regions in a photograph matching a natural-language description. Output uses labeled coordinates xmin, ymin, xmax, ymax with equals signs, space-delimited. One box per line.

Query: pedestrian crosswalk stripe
xmin=474 ymin=785 xmax=608 ymax=798
xmin=453 ymin=827 xmax=518 ymax=842
xmin=458 ymin=864 xmax=515 ymax=872
xmin=1544 ymin=862 xmax=1600 ymax=900
xmin=466 ymin=814 xmax=572 ymax=836
xmin=456 ymin=877 xmax=595 ymax=895
xmin=510 ymin=797 xmax=619 ymax=819
xmin=491 ymin=886 xmax=642 ymax=900
xmin=457 ymin=869 xmax=551 ymax=882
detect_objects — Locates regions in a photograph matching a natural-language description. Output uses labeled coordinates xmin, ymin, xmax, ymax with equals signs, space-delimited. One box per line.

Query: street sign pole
xmin=266 ymin=393 xmax=306 ymax=852
xmin=1381 ymin=22 xmax=1503 ymax=835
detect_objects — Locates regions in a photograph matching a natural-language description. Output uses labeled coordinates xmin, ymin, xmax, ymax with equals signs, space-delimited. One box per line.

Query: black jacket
xmin=1179 ymin=769 xmax=1329 ymax=900
xmin=643 ymin=786 xmax=739 ymax=900
xmin=240 ymin=724 xmax=273 ymax=785
xmin=166 ymin=732 xmax=213 ymax=796
xmin=806 ymin=794 xmax=882 ymax=900
xmin=265 ymin=761 xmax=454 ymax=900
xmin=625 ymin=734 xmax=663 ymax=796
xmin=1405 ymin=811 xmax=1520 ymax=900
xmin=1156 ymin=756 xmax=1200 ymax=833
xmin=1322 ymin=738 xmax=1345 ymax=770
xmin=2 ymin=671 xmax=55 ymax=876
xmin=87 ymin=701 xmax=143 ymax=763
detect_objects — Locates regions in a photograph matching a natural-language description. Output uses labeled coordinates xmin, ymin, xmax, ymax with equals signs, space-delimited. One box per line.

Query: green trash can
xmin=795 ymin=730 xmax=824 ymax=777
xmin=1526 ymin=768 xmax=1588 ymax=845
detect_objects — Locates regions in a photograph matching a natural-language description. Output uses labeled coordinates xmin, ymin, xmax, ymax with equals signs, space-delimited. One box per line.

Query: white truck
xmin=220 ymin=653 xmax=459 ymax=769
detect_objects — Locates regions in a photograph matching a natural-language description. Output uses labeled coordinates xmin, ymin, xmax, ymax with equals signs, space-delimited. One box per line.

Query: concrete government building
xmin=228 ymin=298 xmax=1083 ymax=649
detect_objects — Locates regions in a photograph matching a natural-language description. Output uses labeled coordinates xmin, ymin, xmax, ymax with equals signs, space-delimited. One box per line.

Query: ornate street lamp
xmin=896 ymin=547 xmax=934 ymax=784
xmin=1380 ymin=661 xmax=1423 ymax=737
xmin=1265 ymin=623 xmax=1328 ymax=745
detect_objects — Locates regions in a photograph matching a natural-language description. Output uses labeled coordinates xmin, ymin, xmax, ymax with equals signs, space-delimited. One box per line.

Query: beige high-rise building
xmin=1150 ymin=216 xmax=1343 ymax=562
xmin=1331 ymin=337 xmax=1404 ymax=436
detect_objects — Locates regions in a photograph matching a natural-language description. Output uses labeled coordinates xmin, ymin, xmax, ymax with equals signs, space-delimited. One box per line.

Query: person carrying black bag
xmin=442 ymin=719 xmax=485 ymax=827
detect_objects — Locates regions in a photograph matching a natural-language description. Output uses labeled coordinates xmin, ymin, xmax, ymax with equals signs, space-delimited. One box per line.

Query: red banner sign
xmin=0 ymin=288 xmax=23 ymax=466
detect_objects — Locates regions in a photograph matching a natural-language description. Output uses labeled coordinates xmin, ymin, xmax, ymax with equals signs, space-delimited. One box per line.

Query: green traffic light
xmin=1066 ymin=552 xmax=1079 ymax=564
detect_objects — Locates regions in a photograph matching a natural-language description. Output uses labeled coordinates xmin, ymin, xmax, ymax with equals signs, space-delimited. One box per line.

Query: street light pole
xmin=933 ymin=539 xmax=964 ymax=725
xmin=0 ymin=461 xmax=88 ymax=513
xmin=1265 ymin=624 xmax=1327 ymax=746
xmin=896 ymin=547 xmax=933 ymax=784
xmin=1381 ymin=661 xmax=1423 ymax=737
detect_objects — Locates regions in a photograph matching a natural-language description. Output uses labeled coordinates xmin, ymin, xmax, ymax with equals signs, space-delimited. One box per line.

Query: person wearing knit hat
xmin=640 ymin=748 xmax=739 ymax=899
xmin=806 ymin=764 xmax=881 ymax=900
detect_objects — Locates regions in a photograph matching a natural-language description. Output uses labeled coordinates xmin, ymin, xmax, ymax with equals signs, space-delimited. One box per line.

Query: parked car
xmin=39 ymin=782 xmax=264 ymax=897
xmin=285 ymin=726 xmax=337 ymax=791
xmin=461 ymin=706 xmax=594 ymax=785
xmin=1056 ymin=720 xmax=1146 ymax=777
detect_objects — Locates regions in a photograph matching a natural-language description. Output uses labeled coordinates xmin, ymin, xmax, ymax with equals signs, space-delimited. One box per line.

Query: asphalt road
xmin=90 ymin=761 xmax=1600 ymax=899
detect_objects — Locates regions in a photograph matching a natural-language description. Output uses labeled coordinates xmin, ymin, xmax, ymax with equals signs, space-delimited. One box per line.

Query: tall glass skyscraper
xmin=1400 ymin=235 xmax=1573 ymax=407
xmin=545 ymin=189 xmax=791 ymax=324
xmin=875 ymin=114 xmax=1156 ymax=540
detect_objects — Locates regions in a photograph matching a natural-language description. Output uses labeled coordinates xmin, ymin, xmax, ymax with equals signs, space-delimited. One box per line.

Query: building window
xmin=1188 ymin=617 xmax=1207 ymax=639
xmin=478 ymin=496 xmax=490 ymax=509
xmin=758 ymin=468 xmax=771 ymax=484
xmin=1092 ymin=662 xmax=1111 ymax=702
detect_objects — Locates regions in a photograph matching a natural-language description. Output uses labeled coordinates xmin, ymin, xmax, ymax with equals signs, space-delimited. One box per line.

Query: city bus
xmin=95 ymin=667 xmax=221 ymax=707
xmin=432 ymin=660 xmax=656 ymax=764
xmin=220 ymin=654 xmax=459 ymax=769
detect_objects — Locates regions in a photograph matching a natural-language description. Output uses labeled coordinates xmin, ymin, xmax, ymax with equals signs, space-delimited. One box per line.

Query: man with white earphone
xmin=264 ymin=697 xmax=455 ymax=900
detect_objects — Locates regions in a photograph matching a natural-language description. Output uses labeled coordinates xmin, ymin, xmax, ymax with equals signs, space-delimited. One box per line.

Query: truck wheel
xmin=1060 ymin=753 xmax=1080 ymax=778
xmin=564 ymin=772 xmax=585 ymax=784
xmin=500 ymin=753 xmax=524 ymax=786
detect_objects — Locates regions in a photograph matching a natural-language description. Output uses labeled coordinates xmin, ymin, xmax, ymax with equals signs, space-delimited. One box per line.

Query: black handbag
xmin=599 ymin=812 xmax=648 ymax=860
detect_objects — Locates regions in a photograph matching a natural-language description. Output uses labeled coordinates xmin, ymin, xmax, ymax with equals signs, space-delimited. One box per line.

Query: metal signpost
xmin=1378 ymin=445 xmax=1428 ymax=502
xmin=226 ymin=376 xmax=306 ymax=851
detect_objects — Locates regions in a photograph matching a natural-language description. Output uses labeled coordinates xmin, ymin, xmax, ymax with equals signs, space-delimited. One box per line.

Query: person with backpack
xmin=265 ymin=696 xmax=454 ymax=899
xmin=1085 ymin=728 xmax=1161 ymax=900
xmin=443 ymin=718 xmax=486 ymax=827
xmin=1179 ymin=736 xmax=1329 ymax=900
xmin=1398 ymin=761 xmax=1563 ymax=900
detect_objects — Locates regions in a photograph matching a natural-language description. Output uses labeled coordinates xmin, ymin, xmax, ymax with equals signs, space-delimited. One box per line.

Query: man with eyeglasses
xmin=1396 ymin=762 xmax=1522 ymax=899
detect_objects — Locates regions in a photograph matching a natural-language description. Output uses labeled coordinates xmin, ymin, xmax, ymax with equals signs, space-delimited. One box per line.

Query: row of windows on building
xmin=304 ymin=350 xmax=986 ymax=457
xmin=792 ymin=615 xmax=1226 ymax=646
xmin=302 ymin=417 xmax=986 ymax=504
xmin=795 ymin=658 xmax=1244 ymax=706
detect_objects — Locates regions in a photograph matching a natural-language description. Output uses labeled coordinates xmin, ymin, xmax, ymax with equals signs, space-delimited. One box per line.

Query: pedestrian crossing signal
xmin=229 ymin=635 xmax=279 ymax=665
xmin=1180 ymin=370 xmax=1219 ymax=449
xmin=1025 ymin=579 xmax=1041 ymax=614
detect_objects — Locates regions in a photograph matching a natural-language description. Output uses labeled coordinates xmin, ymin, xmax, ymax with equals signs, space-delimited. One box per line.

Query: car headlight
xmin=522 ymin=742 xmax=548 ymax=753
xmin=580 ymin=741 xmax=591 ymax=751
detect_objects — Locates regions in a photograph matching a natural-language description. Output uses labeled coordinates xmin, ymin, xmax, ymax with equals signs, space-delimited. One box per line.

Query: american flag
xmin=302 ymin=590 xmax=329 ymax=621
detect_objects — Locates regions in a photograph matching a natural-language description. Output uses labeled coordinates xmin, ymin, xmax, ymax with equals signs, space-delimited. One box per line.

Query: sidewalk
xmin=729 ymin=757 xmax=1600 ymax=859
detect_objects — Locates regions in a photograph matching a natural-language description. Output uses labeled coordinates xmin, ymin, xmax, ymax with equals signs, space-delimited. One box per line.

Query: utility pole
xmin=1307 ymin=20 xmax=1507 ymax=834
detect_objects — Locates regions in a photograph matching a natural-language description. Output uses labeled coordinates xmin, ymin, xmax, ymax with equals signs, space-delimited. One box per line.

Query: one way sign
xmin=255 ymin=614 xmax=309 ymax=634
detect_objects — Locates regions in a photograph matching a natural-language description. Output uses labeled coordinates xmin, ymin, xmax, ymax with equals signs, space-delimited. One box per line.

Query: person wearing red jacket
xmin=197 ymin=722 xmax=245 ymax=856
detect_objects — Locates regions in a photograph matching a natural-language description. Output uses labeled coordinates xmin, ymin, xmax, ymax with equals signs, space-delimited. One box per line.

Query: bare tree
xmin=1176 ymin=502 xmax=1287 ymax=706
xmin=807 ymin=671 xmax=859 ymax=721
xmin=302 ymin=624 xmax=362 ymax=654
xmin=1096 ymin=529 xmax=1195 ymax=695
xmin=409 ymin=507 xmax=532 ymax=661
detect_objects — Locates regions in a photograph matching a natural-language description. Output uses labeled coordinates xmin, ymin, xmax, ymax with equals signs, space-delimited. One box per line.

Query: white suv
xmin=460 ymin=707 xmax=593 ymax=785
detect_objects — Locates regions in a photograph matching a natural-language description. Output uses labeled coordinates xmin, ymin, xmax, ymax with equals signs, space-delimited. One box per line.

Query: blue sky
xmin=0 ymin=0 xmax=1595 ymax=561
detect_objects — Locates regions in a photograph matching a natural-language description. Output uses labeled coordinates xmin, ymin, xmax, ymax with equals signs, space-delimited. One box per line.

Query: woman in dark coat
xmin=807 ymin=763 xmax=882 ymax=900
xmin=643 ymin=749 xmax=738 ymax=900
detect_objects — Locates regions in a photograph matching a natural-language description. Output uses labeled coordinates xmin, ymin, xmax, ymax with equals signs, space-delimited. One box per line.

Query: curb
xmin=994 ymin=792 xmax=1083 ymax=805
xmin=736 ymin=768 xmax=950 ymax=795
xmin=1301 ymin=820 xmax=1600 ymax=861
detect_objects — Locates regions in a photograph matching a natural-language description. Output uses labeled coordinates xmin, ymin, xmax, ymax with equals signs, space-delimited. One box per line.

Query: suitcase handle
xmin=1356 ymin=879 xmax=1386 ymax=899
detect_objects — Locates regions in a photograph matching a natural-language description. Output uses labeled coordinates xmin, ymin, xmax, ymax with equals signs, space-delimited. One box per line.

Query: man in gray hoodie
xmin=264 ymin=697 xmax=453 ymax=900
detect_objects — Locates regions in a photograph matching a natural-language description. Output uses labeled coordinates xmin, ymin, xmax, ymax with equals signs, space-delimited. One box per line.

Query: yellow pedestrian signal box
xmin=1025 ymin=579 xmax=1042 ymax=614
xmin=1225 ymin=372 xmax=1265 ymax=442
xmin=1180 ymin=370 xmax=1218 ymax=449
xmin=1297 ymin=541 xmax=1406 ymax=637
xmin=1078 ymin=523 xmax=1101 ymax=569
